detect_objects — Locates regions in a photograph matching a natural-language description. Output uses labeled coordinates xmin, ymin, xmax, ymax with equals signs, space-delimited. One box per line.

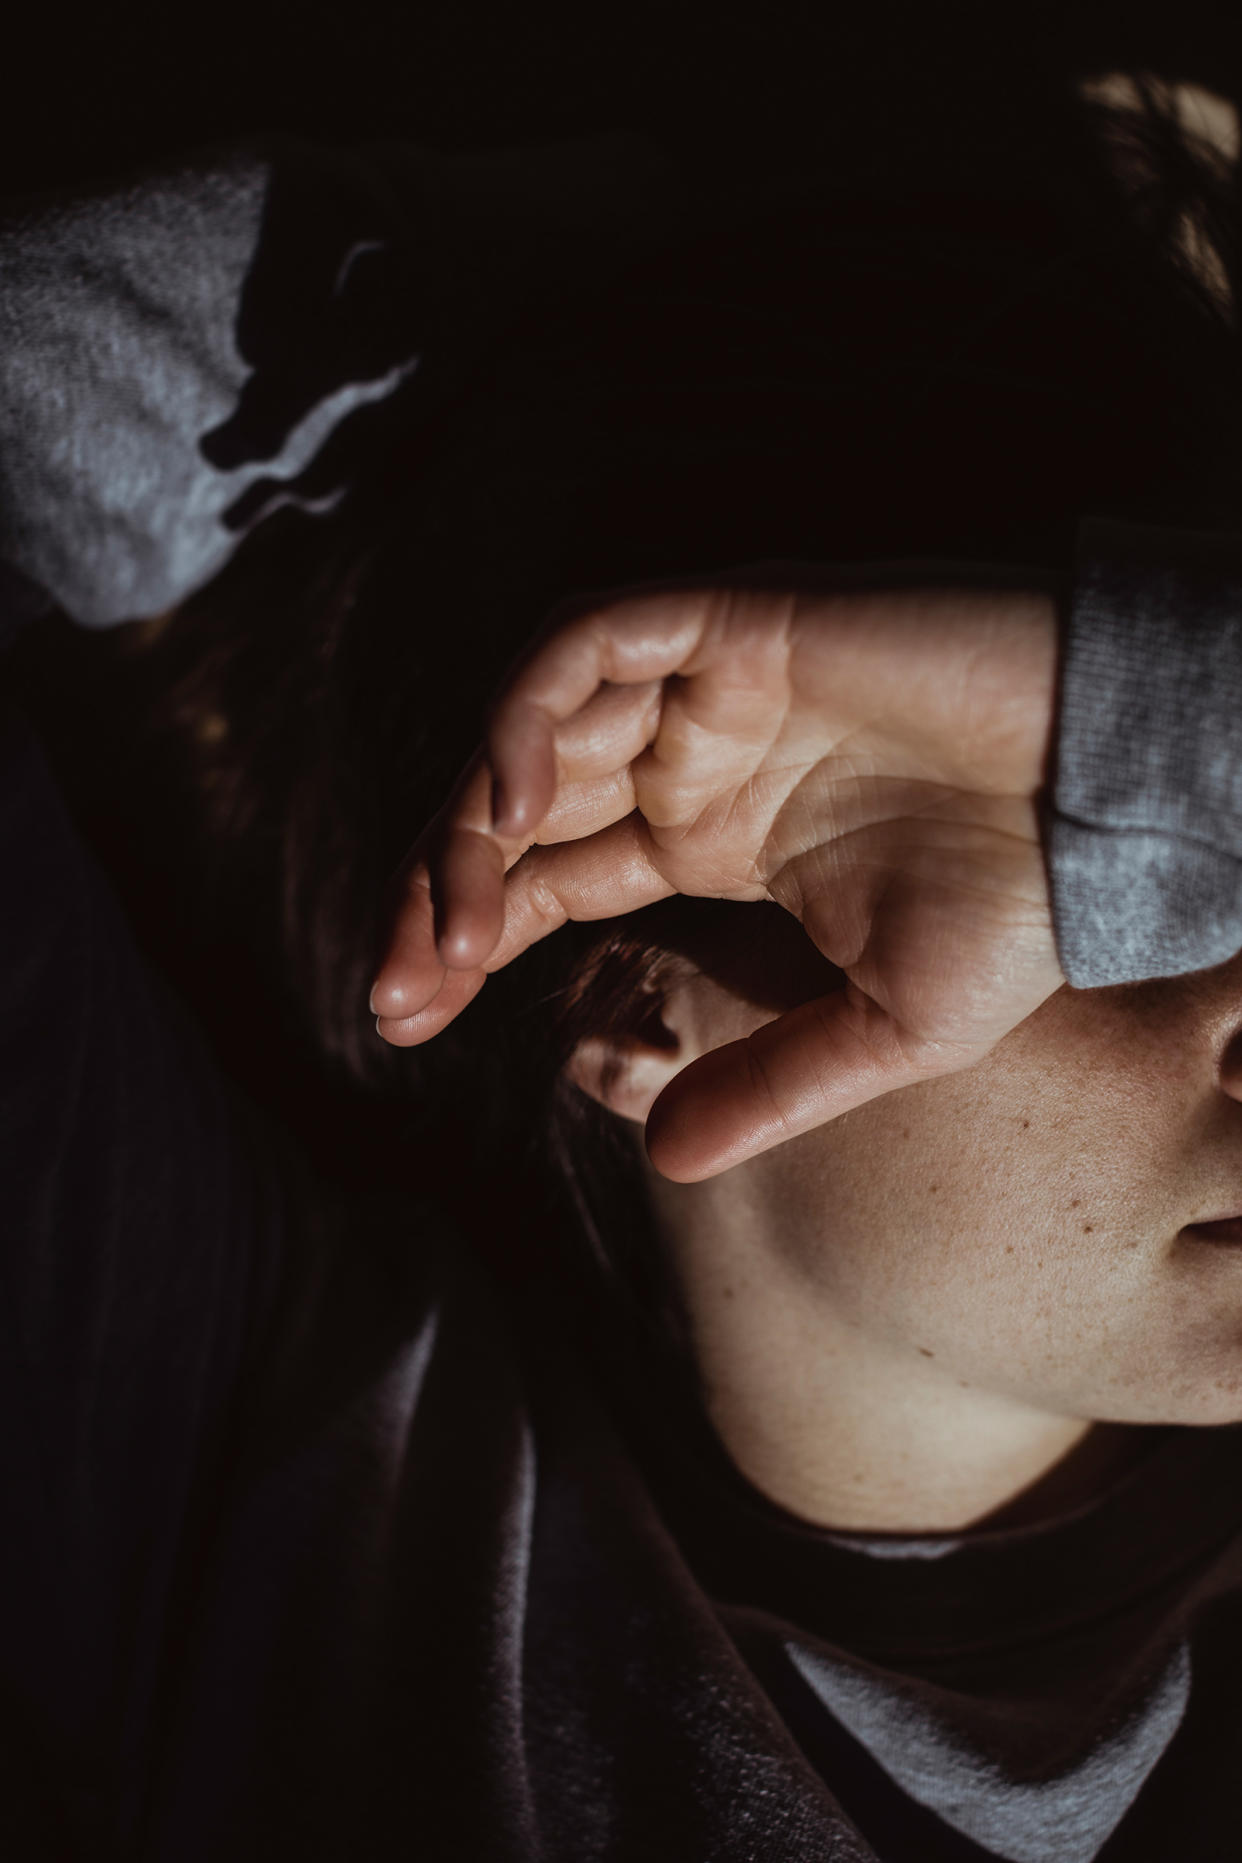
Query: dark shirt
xmin=7 ymin=697 xmax=1242 ymax=1860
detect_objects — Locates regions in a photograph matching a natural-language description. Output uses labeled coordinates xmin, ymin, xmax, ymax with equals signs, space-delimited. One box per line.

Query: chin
xmin=1178 ymin=1389 xmax=1242 ymax=1427
xmin=1114 ymin=1378 xmax=1242 ymax=1429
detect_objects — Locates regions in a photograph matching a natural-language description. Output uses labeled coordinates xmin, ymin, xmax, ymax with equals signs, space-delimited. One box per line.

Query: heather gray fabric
xmin=0 ymin=130 xmax=701 ymax=634
xmin=1048 ymin=517 xmax=1242 ymax=987
xmin=788 ymin=1636 xmax=1191 ymax=1861
xmin=0 ymin=149 xmax=413 ymax=628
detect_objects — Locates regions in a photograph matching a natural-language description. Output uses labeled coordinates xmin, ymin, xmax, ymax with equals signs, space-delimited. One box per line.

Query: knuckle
xmin=526 ymin=871 xmax=565 ymax=931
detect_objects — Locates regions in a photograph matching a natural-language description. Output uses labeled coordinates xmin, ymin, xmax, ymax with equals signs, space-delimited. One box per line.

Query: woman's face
xmin=646 ymin=918 xmax=1242 ymax=1430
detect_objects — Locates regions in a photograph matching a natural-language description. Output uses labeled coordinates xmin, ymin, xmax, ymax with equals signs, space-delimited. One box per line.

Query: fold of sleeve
xmin=1047 ymin=517 xmax=1242 ymax=987
xmin=0 ymin=129 xmax=699 ymax=637
xmin=0 ymin=141 xmax=421 ymax=631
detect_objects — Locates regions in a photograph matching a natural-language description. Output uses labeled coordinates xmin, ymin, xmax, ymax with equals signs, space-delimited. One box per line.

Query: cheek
xmin=758 ymin=1037 xmax=1242 ymax=1422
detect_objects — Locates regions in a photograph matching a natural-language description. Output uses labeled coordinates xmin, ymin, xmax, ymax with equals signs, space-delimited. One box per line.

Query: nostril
xmin=1217 ymin=1025 xmax=1242 ymax=1102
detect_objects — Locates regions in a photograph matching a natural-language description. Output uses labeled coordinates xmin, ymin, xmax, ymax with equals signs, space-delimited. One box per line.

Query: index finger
xmin=488 ymin=588 xmax=715 ymax=836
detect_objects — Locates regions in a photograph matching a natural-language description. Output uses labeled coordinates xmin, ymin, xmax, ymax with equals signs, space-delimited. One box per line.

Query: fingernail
xmin=369 ymin=982 xmax=379 ymax=1014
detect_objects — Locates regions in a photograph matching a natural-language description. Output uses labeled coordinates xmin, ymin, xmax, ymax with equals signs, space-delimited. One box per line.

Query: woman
xmin=4 ymin=65 xmax=1242 ymax=1861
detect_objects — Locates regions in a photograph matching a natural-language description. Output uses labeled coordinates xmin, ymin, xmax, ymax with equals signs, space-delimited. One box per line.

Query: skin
xmin=372 ymin=573 xmax=1242 ymax=1532
xmin=570 ymin=914 xmax=1242 ymax=1532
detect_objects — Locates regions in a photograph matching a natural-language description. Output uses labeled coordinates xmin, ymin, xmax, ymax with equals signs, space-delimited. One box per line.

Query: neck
xmin=645 ymin=1170 xmax=1138 ymax=1536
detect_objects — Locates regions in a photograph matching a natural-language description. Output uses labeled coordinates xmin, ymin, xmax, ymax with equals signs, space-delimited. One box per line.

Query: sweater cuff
xmin=1048 ymin=516 xmax=1242 ymax=986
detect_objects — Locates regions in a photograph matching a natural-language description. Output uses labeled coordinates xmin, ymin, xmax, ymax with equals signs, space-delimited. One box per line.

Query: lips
xmin=1182 ymin=1216 xmax=1242 ymax=1246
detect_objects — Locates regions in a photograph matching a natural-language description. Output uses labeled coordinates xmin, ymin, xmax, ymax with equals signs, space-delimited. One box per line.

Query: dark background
xmin=3 ymin=2 xmax=1239 ymax=196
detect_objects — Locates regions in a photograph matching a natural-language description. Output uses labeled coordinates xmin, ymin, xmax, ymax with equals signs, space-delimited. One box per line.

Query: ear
xmin=561 ymin=963 xmax=752 ymax=1126
xmin=562 ymin=904 xmax=842 ymax=1126
xmin=562 ymin=998 xmax=691 ymax=1126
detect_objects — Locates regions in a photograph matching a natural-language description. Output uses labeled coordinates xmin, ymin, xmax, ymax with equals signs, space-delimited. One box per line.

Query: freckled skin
xmin=630 ymin=921 xmax=1242 ymax=1531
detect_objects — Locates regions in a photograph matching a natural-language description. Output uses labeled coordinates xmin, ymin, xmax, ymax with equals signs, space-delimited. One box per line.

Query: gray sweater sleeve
xmin=0 ymin=131 xmax=698 ymax=635
xmin=1047 ymin=516 xmax=1242 ymax=987
xmin=0 ymin=144 xmax=411 ymax=629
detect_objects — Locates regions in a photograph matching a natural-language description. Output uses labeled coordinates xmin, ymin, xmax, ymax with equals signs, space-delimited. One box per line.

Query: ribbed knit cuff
xmin=1048 ymin=516 xmax=1242 ymax=985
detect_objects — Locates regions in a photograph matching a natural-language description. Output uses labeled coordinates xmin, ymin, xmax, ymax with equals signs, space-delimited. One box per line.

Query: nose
xmin=1220 ymin=1025 xmax=1242 ymax=1102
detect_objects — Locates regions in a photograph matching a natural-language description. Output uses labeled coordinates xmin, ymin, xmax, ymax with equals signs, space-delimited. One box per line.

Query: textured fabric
xmin=619 ymin=1328 xmax=1242 ymax=1863
xmin=786 ymin=1638 xmax=1191 ymax=1861
xmin=0 ymin=130 xmax=700 ymax=632
xmin=0 ymin=146 xmax=412 ymax=628
xmin=1049 ymin=517 xmax=1242 ymax=986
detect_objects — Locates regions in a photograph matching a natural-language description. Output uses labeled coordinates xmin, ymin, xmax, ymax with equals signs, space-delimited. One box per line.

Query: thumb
xmin=645 ymin=989 xmax=973 ymax=1182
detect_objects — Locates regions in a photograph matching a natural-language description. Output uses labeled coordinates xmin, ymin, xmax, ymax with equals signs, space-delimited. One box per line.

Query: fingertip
xmin=374 ymin=1007 xmax=428 ymax=1049
xmin=433 ymin=829 xmax=506 ymax=967
xmin=374 ymin=966 xmax=488 ymax=1046
xmin=495 ymin=792 xmax=538 ymax=840
xmin=375 ymin=1013 xmax=421 ymax=1048
xmin=369 ymin=970 xmax=441 ymax=1020
xmin=370 ymin=977 xmax=403 ymax=1018
xmin=644 ymin=1085 xmax=726 ymax=1183
xmin=489 ymin=706 xmax=556 ymax=839
xmin=489 ymin=774 xmax=524 ymax=839
xmin=645 ymin=1041 xmax=792 ymax=1180
xmin=436 ymin=923 xmax=489 ymax=970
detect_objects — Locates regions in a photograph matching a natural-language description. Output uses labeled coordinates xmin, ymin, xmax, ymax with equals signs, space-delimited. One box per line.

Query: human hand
xmin=371 ymin=567 xmax=1064 ymax=1181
